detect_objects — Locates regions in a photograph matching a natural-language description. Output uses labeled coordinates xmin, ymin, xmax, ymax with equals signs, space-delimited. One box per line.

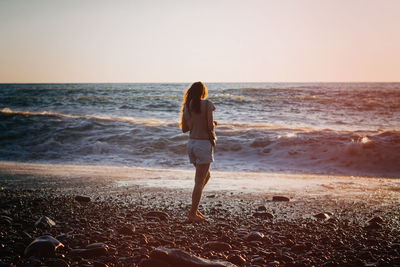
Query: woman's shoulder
xmin=202 ymin=99 xmax=216 ymax=111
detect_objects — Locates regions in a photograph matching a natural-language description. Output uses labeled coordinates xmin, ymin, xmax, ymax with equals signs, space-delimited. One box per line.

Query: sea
xmin=1 ymin=83 xmax=399 ymax=177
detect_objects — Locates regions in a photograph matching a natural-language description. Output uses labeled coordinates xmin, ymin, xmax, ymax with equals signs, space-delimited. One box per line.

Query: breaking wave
xmin=1 ymin=108 xmax=399 ymax=177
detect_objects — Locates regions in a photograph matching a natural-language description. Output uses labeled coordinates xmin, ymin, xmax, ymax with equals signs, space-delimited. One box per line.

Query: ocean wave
xmin=1 ymin=108 xmax=399 ymax=176
xmin=0 ymin=107 xmax=357 ymax=133
xmin=0 ymin=108 xmax=173 ymax=127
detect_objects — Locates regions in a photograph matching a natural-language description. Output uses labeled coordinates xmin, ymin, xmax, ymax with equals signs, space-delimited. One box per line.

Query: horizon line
xmin=1 ymin=81 xmax=400 ymax=84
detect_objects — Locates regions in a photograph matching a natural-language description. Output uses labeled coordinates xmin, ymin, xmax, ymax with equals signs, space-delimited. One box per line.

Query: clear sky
xmin=1 ymin=0 xmax=399 ymax=83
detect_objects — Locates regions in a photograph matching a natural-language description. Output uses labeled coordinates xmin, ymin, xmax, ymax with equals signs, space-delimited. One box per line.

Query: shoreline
xmin=1 ymin=161 xmax=399 ymax=266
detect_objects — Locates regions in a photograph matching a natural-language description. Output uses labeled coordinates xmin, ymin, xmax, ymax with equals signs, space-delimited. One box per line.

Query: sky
xmin=0 ymin=0 xmax=399 ymax=83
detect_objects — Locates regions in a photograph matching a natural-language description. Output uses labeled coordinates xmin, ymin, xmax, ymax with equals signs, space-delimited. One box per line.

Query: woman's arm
xmin=207 ymin=100 xmax=215 ymax=131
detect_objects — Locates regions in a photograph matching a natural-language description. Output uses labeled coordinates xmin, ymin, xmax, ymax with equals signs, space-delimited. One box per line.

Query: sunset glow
xmin=1 ymin=0 xmax=399 ymax=83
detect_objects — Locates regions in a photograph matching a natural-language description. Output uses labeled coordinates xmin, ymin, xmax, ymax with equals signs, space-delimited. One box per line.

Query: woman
xmin=180 ymin=81 xmax=216 ymax=223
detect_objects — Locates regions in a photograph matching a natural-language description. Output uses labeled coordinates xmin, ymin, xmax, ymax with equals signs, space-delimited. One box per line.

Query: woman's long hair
xmin=179 ymin=81 xmax=208 ymax=129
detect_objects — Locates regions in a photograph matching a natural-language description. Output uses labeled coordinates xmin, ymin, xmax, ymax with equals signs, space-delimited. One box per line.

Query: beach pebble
xmin=118 ymin=224 xmax=135 ymax=235
xmin=272 ymin=196 xmax=290 ymax=202
xmin=143 ymin=211 xmax=169 ymax=221
xmin=368 ymin=216 xmax=384 ymax=224
xmin=70 ymin=243 xmax=109 ymax=258
xmin=139 ymin=258 xmax=172 ymax=267
xmin=34 ymin=216 xmax=56 ymax=228
xmin=253 ymin=212 xmax=274 ymax=219
xmin=268 ymin=261 xmax=280 ymax=267
xmin=256 ymin=205 xmax=267 ymax=211
xmin=227 ymin=254 xmax=246 ymax=265
xmin=251 ymin=256 xmax=265 ymax=265
xmin=150 ymin=247 xmax=237 ymax=267
xmin=0 ymin=215 xmax=12 ymax=225
xmin=291 ymin=244 xmax=307 ymax=253
xmin=74 ymin=195 xmax=91 ymax=203
xmin=313 ymin=213 xmax=331 ymax=220
xmin=24 ymin=235 xmax=64 ymax=258
xmin=365 ymin=221 xmax=383 ymax=231
xmin=45 ymin=258 xmax=70 ymax=267
xmin=246 ymin=232 xmax=264 ymax=241
xmin=204 ymin=241 xmax=232 ymax=251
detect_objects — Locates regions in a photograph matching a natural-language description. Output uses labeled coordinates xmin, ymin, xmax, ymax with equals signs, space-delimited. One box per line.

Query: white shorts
xmin=187 ymin=139 xmax=214 ymax=165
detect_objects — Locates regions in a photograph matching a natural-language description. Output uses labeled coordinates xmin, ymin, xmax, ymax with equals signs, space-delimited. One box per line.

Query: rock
xmin=206 ymin=194 xmax=216 ymax=198
xmin=251 ymin=256 xmax=265 ymax=264
xmin=70 ymin=243 xmax=109 ymax=257
xmin=34 ymin=216 xmax=56 ymax=228
xmin=92 ymin=261 xmax=108 ymax=267
xmin=45 ymin=258 xmax=70 ymax=267
xmin=24 ymin=235 xmax=64 ymax=258
xmin=252 ymin=212 xmax=274 ymax=219
xmin=368 ymin=216 xmax=383 ymax=224
xmin=20 ymin=231 xmax=34 ymax=245
xmin=227 ymin=254 xmax=246 ymax=266
xmin=204 ymin=241 xmax=232 ymax=251
xmin=313 ymin=213 xmax=331 ymax=220
xmin=291 ymin=244 xmax=307 ymax=253
xmin=74 ymin=195 xmax=91 ymax=203
xmin=144 ymin=211 xmax=169 ymax=221
xmin=0 ymin=215 xmax=12 ymax=225
xmin=268 ymin=261 xmax=280 ymax=267
xmin=150 ymin=247 xmax=237 ymax=267
xmin=365 ymin=221 xmax=382 ymax=231
xmin=256 ymin=205 xmax=267 ymax=211
xmin=246 ymin=232 xmax=264 ymax=241
xmin=272 ymin=196 xmax=290 ymax=202
xmin=139 ymin=258 xmax=173 ymax=267
xmin=118 ymin=224 xmax=135 ymax=235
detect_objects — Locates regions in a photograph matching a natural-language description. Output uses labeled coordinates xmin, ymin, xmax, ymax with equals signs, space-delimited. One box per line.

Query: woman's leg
xmin=195 ymin=170 xmax=211 ymax=219
xmin=189 ymin=163 xmax=210 ymax=221
xmin=203 ymin=171 xmax=210 ymax=189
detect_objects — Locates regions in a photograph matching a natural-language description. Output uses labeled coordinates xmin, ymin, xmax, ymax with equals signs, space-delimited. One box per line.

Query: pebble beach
xmin=1 ymin=162 xmax=399 ymax=267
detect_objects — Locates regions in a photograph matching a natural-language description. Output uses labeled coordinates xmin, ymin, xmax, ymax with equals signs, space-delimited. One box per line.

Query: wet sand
xmin=1 ymin=161 xmax=399 ymax=266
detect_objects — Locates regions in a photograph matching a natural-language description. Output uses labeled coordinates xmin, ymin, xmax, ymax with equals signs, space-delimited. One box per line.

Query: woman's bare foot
xmin=196 ymin=210 xmax=206 ymax=219
xmin=188 ymin=213 xmax=205 ymax=223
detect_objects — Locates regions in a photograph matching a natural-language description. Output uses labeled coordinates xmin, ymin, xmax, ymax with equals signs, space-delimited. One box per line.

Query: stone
xmin=150 ymin=247 xmax=237 ymax=267
xmin=253 ymin=212 xmax=274 ymax=219
xmin=227 ymin=254 xmax=246 ymax=266
xmin=24 ymin=235 xmax=64 ymax=258
xmin=70 ymin=243 xmax=109 ymax=257
xmin=204 ymin=241 xmax=232 ymax=251
xmin=74 ymin=195 xmax=91 ymax=203
xmin=139 ymin=258 xmax=173 ymax=267
xmin=291 ymin=244 xmax=307 ymax=253
xmin=268 ymin=260 xmax=280 ymax=267
xmin=118 ymin=224 xmax=135 ymax=235
xmin=256 ymin=205 xmax=267 ymax=211
xmin=46 ymin=258 xmax=70 ymax=267
xmin=368 ymin=216 xmax=383 ymax=224
xmin=365 ymin=221 xmax=382 ymax=231
xmin=144 ymin=211 xmax=169 ymax=221
xmin=0 ymin=215 xmax=12 ymax=225
xmin=313 ymin=213 xmax=331 ymax=220
xmin=92 ymin=261 xmax=108 ymax=267
xmin=251 ymin=256 xmax=265 ymax=264
xmin=272 ymin=196 xmax=290 ymax=202
xmin=246 ymin=232 xmax=264 ymax=241
xmin=34 ymin=216 xmax=56 ymax=228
